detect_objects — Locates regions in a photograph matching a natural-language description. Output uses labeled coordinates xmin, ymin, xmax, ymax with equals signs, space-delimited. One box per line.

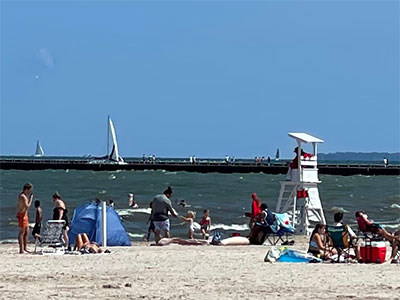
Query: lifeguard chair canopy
xmin=288 ymin=133 xmax=324 ymax=144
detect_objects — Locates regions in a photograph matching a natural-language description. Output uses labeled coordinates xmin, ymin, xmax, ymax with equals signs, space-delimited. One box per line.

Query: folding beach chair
xmin=264 ymin=227 xmax=294 ymax=245
xmin=325 ymin=225 xmax=355 ymax=262
xmin=34 ymin=220 xmax=66 ymax=254
xmin=264 ymin=213 xmax=295 ymax=246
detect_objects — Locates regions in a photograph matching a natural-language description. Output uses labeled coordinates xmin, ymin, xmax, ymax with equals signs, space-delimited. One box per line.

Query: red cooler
xmin=360 ymin=241 xmax=386 ymax=263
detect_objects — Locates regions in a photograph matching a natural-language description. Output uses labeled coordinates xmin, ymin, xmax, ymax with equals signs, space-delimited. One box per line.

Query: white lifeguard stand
xmin=275 ymin=132 xmax=326 ymax=235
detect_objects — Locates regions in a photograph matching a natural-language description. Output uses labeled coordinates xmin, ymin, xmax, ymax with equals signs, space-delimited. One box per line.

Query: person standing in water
xmin=129 ymin=193 xmax=138 ymax=208
xmin=17 ymin=183 xmax=34 ymax=254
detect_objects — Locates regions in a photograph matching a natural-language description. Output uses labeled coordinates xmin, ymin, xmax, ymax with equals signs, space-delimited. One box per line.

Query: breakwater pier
xmin=1 ymin=158 xmax=399 ymax=176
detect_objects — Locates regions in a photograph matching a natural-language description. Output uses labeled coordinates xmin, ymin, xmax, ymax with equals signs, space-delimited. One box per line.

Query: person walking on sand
xmin=32 ymin=200 xmax=42 ymax=240
xmin=17 ymin=183 xmax=34 ymax=254
xmin=245 ymin=193 xmax=261 ymax=229
xmin=151 ymin=186 xmax=179 ymax=244
xmin=146 ymin=202 xmax=155 ymax=241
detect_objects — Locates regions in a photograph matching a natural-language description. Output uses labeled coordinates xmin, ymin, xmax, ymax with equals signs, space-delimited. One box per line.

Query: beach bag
xmin=211 ymin=231 xmax=223 ymax=245
xmin=264 ymin=247 xmax=282 ymax=262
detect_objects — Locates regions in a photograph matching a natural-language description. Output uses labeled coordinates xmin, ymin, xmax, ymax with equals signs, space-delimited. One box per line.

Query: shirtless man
xmin=17 ymin=183 xmax=34 ymax=254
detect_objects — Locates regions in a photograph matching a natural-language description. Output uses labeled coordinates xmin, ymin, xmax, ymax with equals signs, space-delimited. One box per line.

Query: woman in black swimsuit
xmin=52 ymin=192 xmax=70 ymax=249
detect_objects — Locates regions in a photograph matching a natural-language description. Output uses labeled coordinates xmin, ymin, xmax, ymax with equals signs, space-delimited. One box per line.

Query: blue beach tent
xmin=68 ymin=202 xmax=131 ymax=246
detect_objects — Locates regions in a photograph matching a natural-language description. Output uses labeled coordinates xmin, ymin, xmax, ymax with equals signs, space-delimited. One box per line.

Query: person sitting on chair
xmin=248 ymin=203 xmax=274 ymax=244
xmin=307 ymin=223 xmax=337 ymax=259
xmin=390 ymin=230 xmax=399 ymax=263
xmin=260 ymin=203 xmax=275 ymax=227
xmin=355 ymin=211 xmax=399 ymax=243
xmin=333 ymin=212 xmax=361 ymax=261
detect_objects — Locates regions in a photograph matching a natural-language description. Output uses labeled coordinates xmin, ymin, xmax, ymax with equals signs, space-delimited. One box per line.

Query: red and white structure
xmin=275 ymin=132 xmax=326 ymax=235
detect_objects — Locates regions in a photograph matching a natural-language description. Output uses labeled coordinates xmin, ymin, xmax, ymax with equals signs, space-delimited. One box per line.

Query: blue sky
xmin=1 ymin=1 xmax=399 ymax=158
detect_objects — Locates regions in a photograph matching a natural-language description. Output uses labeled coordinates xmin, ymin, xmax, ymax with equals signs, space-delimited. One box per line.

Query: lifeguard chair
xmin=275 ymin=133 xmax=326 ymax=235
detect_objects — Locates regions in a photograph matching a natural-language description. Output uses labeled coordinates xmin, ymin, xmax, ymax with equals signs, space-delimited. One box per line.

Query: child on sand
xmin=199 ymin=209 xmax=211 ymax=239
xmin=146 ymin=202 xmax=155 ymax=241
xmin=180 ymin=211 xmax=196 ymax=239
xmin=32 ymin=200 xmax=42 ymax=239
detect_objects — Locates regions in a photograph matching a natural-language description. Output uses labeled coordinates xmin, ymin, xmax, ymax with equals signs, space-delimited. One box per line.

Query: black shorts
xmin=32 ymin=223 xmax=41 ymax=238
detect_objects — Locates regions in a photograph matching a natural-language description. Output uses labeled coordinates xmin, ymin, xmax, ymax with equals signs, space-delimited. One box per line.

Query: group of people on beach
xmin=145 ymin=186 xmax=212 ymax=243
xmin=244 ymin=193 xmax=277 ymax=244
xmin=16 ymin=183 xmax=70 ymax=253
xmin=17 ymin=183 xmax=109 ymax=254
xmin=16 ymin=181 xmax=399 ymax=262
xmin=307 ymin=211 xmax=400 ymax=263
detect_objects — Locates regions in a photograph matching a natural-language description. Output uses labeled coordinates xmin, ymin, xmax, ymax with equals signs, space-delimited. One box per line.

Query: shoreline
xmin=0 ymin=239 xmax=399 ymax=300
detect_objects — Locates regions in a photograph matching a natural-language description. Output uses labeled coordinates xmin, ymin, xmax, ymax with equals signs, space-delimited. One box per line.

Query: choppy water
xmin=1 ymin=170 xmax=399 ymax=242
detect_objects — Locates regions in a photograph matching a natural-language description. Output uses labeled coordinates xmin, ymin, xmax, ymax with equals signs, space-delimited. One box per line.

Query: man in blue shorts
xmin=151 ymin=186 xmax=179 ymax=243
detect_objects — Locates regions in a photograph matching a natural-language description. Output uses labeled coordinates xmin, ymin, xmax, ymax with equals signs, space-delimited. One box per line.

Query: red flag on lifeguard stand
xmin=297 ymin=189 xmax=309 ymax=198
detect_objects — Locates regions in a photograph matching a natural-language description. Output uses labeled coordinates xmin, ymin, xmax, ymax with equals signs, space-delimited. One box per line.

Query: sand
xmin=0 ymin=240 xmax=399 ymax=300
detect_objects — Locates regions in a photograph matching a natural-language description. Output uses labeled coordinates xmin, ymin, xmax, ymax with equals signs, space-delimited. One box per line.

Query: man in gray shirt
xmin=151 ymin=186 xmax=178 ymax=243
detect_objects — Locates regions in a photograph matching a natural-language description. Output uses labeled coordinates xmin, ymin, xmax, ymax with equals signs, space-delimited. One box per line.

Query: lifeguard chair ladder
xmin=275 ymin=133 xmax=326 ymax=235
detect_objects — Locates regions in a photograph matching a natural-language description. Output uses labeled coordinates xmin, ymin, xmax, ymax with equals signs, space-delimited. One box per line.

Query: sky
xmin=1 ymin=0 xmax=399 ymax=159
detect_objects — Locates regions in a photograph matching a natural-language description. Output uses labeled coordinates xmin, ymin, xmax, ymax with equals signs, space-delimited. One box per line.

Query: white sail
xmin=34 ymin=140 xmax=44 ymax=157
xmin=108 ymin=117 xmax=125 ymax=164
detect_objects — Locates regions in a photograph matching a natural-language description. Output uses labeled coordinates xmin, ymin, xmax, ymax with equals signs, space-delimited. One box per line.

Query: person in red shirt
xmin=290 ymin=147 xmax=313 ymax=169
xmin=245 ymin=193 xmax=262 ymax=229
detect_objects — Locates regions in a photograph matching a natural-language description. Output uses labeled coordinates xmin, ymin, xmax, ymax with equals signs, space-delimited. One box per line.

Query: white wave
xmin=116 ymin=208 xmax=151 ymax=216
xmin=390 ymin=204 xmax=400 ymax=210
xmin=127 ymin=233 xmax=145 ymax=238
xmin=115 ymin=209 xmax=135 ymax=217
xmin=0 ymin=239 xmax=18 ymax=244
xmin=9 ymin=222 xmax=35 ymax=228
xmin=193 ymin=222 xmax=201 ymax=231
xmin=383 ymin=224 xmax=400 ymax=230
xmin=109 ymin=174 xmax=116 ymax=180
xmin=210 ymin=223 xmax=249 ymax=231
xmin=131 ymin=208 xmax=152 ymax=214
xmin=330 ymin=206 xmax=349 ymax=213
xmin=164 ymin=171 xmax=177 ymax=175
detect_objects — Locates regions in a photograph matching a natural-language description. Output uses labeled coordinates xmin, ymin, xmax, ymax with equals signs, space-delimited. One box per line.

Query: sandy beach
xmin=0 ymin=239 xmax=399 ymax=300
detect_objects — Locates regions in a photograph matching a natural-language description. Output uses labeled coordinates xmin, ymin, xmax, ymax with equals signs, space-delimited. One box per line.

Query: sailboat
xmin=106 ymin=116 xmax=125 ymax=164
xmin=34 ymin=140 xmax=44 ymax=157
xmin=275 ymin=148 xmax=280 ymax=161
xmin=91 ymin=116 xmax=126 ymax=164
